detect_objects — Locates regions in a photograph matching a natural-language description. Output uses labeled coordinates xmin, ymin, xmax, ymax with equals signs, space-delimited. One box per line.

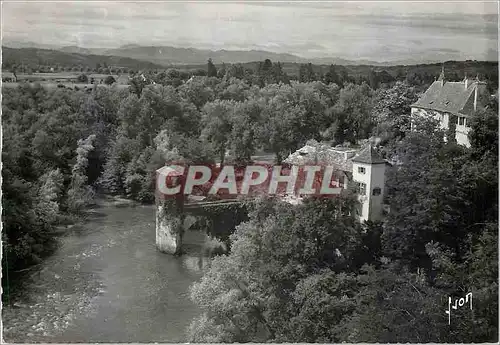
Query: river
xmin=2 ymin=197 xmax=210 ymax=342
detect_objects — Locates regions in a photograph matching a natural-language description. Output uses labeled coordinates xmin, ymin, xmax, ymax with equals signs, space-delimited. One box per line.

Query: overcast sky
xmin=2 ymin=1 xmax=498 ymax=62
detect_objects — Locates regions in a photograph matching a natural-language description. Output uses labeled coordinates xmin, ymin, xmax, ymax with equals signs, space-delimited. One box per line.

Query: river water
xmin=3 ymin=197 xmax=210 ymax=343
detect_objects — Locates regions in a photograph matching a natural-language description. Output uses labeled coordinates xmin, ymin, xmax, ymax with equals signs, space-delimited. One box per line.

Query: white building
xmin=285 ymin=142 xmax=389 ymax=222
xmin=350 ymin=144 xmax=387 ymax=222
xmin=410 ymin=68 xmax=487 ymax=147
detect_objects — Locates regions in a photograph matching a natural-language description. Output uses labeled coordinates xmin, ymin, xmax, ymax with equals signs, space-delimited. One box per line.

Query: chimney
xmin=473 ymin=76 xmax=487 ymax=111
xmin=464 ymin=73 xmax=469 ymax=89
xmin=438 ymin=65 xmax=445 ymax=86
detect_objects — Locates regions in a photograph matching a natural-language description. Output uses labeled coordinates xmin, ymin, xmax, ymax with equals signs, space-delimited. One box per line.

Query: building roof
xmin=411 ymin=79 xmax=485 ymax=117
xmin=284 ymin=144 xmax=354 ymax=172
xmin=156 ymin=165 xmax=184 ymax=176
xmin=351 ymin=144 xmax=386 ymax=165
xmin=286 ymin=142 xmax=390 ymax=171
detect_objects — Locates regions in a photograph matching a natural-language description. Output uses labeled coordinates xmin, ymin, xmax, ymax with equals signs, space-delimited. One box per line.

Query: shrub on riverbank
xmin=202 ymin=235 xmax=227 ymax=257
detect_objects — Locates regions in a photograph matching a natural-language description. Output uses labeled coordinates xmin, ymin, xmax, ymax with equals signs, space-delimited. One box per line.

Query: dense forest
xmin=2 ymin=59 xmax=498 ymax=342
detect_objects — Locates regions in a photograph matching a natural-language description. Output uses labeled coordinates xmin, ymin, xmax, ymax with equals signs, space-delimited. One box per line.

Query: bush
xmin=104 ymin=76 xmax=116 ymax=85
xmin=77 ymin=74 xmax=88 ymax=83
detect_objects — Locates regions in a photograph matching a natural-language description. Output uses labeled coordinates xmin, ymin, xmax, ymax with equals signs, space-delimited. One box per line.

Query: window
xmin=356 ymin=182 xmax=366 ymax=196
xmin=372 ymin=187 xmax=381 ymax=196
xmin=358 ymin=167 xmax=366 ymax=174
xmin=458 ymin=117 xmax=465 ymax=126
xmin=463 ymin=118 xmax=467 ymax=127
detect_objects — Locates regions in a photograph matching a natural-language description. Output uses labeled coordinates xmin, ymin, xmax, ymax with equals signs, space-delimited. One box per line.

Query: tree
xmin=104 ymin=75 xmax=116 ymax=85
xmin=378 ymin=70 xmax=395 ymax=85
xmin=11 ymin=64 xmax=18 ymax=82
xmin=372 ymin=81 xmax=418 ymax=144
xmin=123 ymin=146 xmax=159 ymax=202
xmin=188 ymin=196 xmax=365 ymax=342
xmin=468 ymin=104 xmax=498 ymax=159
xmin=229 ymin=99 xmax=263 ymax=162
xmin=192 ymin=68 xmax=208 ymax=77
xmin=67 ymin=134 xmax=97 ymax=213
xmin=382 ymin=118 xmax=450 ymax=267
xmin=255 ymin=89 xmax=301 ymax=163
xmin=200 ymin=100 xmax=234 ymax=165
xmin=426 ymin=223 xmax=498 ymax=342
xmin=36 ymin=169 xmax=65 ymax=224
xmin=128 ymin=75 xmax=146 ymax=97
xmin=178 ymin=76 xmax=216 ymax=110
xmin=217 ymin=62 xmax=227 ymax=78
xmin=382 ymin=113 xmax=497 ymax=272
xmin=339 ymin=263 xmax=450 ymax=342
xmin=155 ymin=129 xmax=214 ymax=165
xmin=207 ymin=58 xmax=218 ymax=78
xmin=299 ymin=63 xmax=317 ymax=83
xmin=368 ymin=70 xmax=380 ymax=89
xmin=218 ymin=77 xmax=251 ymax=102
xmin=254 ymin=59 xmax=289 ymax=85
xmin=100 ymin=134 xmax=142 ymax=194
xmin=324 ymin=65 xmax=340 ymax=86
xmin=224 ymin=64 xmax=245 ymax=80
xmin=327 ymin=83 xmax=373 ymax=144
xmin=77 ymin=74 xmax=89 ymax=83
xmin=153 ymin=69 xmax=184 ymax=87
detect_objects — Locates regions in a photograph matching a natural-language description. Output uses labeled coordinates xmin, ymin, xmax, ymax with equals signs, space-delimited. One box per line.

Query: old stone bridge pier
xmin=155 ymin=196 xmax=248 ymax=255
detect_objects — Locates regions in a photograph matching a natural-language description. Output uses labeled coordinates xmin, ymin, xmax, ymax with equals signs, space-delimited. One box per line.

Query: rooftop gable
xmin=411 ymin=79 xmax=484 ymax=116
xmin=351 ymin=144 xmax=386 ymax=165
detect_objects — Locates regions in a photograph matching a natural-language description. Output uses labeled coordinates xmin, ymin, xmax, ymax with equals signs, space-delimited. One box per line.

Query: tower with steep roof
xmin=351 ymin=144 xmax=387 ymax=222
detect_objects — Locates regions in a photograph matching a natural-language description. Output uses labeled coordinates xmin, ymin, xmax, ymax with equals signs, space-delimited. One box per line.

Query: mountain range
xmin=54 ymin=44 xmax=388 ymax=66
xmin=0 ymin=40 xmax=459 ymax=67
xmin=2 ymin=39 xmax=498 ymax=68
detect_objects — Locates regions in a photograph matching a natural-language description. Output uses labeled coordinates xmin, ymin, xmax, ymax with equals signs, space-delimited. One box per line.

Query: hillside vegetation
xmin=3 ymin=47 xmax=497 ymax=93
xmin=2 ymin=55 xmax=498 ymax=343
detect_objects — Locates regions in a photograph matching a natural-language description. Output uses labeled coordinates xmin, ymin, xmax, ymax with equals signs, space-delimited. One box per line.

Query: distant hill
xmin=2 ymin=47 xmax=165 ymax=71
xmin=59 ymin=46 xmax=107 ymax=55
xmin=90 ymin=45 xmax=308 ymax=65
xmin=55 ymin=45 xmax=494 ymax=66
xmin=57 ymin=44 xmax=388 ymax=66
xmin=4 ymin=37 xmax=499 ymax=66
xmin=2 ymin=39 xmax=62 ymax=50
xmin=79 ymin=45 xmax=393 ymax=66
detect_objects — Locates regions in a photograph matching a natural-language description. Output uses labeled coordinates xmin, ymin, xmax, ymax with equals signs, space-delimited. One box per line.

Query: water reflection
xmin=182 ymin=255 xmax=212 ymax=273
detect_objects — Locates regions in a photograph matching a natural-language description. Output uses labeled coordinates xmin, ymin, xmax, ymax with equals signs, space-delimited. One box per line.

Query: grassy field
xmin=3 ymin=72 xmax=130 ymax=84
xmin=2 ymin=71 xmax=130 ymax=90
xmin=2 ymin=82 xmax=130 ymax=89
